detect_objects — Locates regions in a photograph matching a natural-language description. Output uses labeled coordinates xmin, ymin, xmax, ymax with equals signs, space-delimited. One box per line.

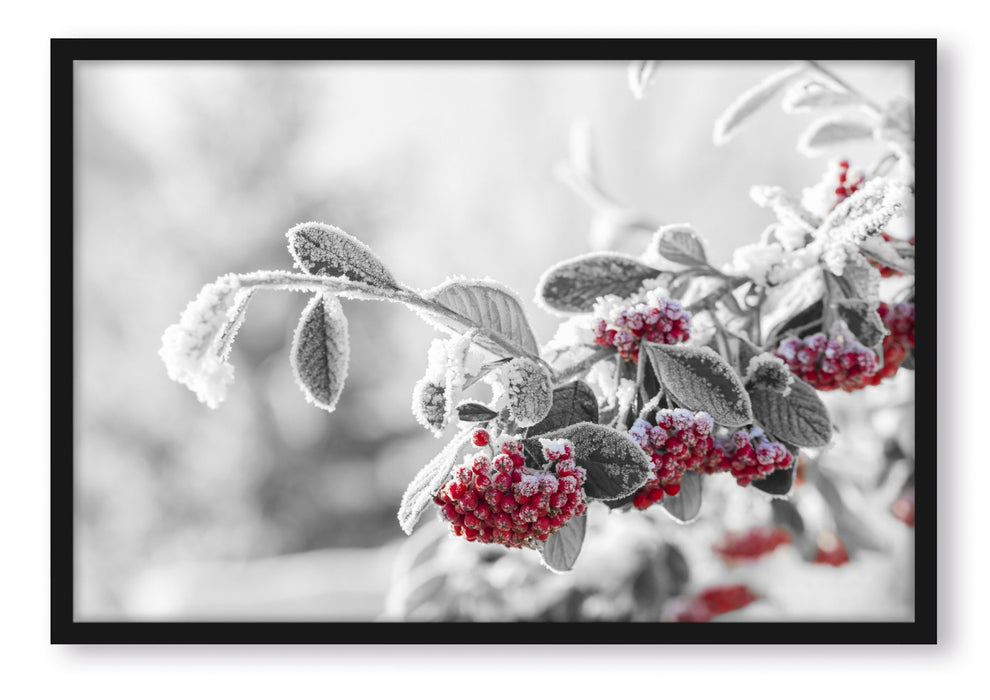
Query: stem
xmin=685 ymin=276 xmax=750 ymax=313
xmin=805 ymin=60 xmax=884 ymax=117
xmin=552 ymin=345 xmax=616 ymax=385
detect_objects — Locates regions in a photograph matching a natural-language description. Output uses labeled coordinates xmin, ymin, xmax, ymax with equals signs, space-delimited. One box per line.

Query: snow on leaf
xmin=750 ymin=376 xmax=832 ymax=448
xmin=534 ymin=422 xmax=651 ymax=500
xmin=797 ymin=115 xmax=876 ymax=157
xmin=216 ymin=289 xmax=256 ymax=362
xmin=654 ymin=224 xmax=708 ymax=266
xmin=424 ymin=278 xmax=540 ymax=356
xmin=411 ymin=376 xmax=450 ymax=437
xmin=505 ymin=357 xmax=553 ymax=427
xmin=713 ymin=62 xmax=806 ymax=146
xmin=643 ymin=343 xmax=753 ymax=428
xmin=781 ymin=78 xmax=865 ymax=113
xmin=540 ymin=514 xmax=587 ymax=573
xmin=744 ymin=352 xmax=794 ymax=396
xmin=819 ymin=178 xmax=910 ymax=275
xmin=628 ymin=60 xmax=658 ymax=100
xmin=397 ymin=429 xmax=473 ymax=535
xmin=456 ymin=401 xmax=498 ymax=423
xmin=858 ymin=235 xmax=915 ymax=275
xmin=526 ymin=380 xmax=599 ymax=437
xmin=750 ymin=186 xmax=822 ymax=232
xmin=660 ymin=470 xmax=703 ymax=523
xmin=286 ymin=221 xmax=400 ymax=290
xmin=290 ymin=294 xmax=350 ymax=412
xmin=535 ymin=252 xmax=662 ymax=315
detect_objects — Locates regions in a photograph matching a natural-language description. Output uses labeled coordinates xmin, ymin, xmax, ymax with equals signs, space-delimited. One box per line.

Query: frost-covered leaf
xmin=752 ymin=465 xmax=796 ymax=496
xmin=628 ymin=60 xmax=658 ymax=100
xmin=456 ymin=401 xmax=498 ymax=423
xmin=822 ymin=178 xmax=909 ymax=246
xmin=766 ymin=299 xmax=824 ymax=348
xmin=425 ymin=279 xmax=539 ymax=355
xmin=535 ymin=253 xmax=661 ymax=315
xmin=858 ymin=235 xmax=915 ymax=275
xmin=397 ymin=429 xmax=472 ymax=535
xmin=286 ymin=222 xmax=399 ymax=289
xmin=835 ymin=300 xmax=887 ymax=356
xmin=412 ymin=377 xmax=450 ymax=437
xmin=506 ymin=358 xmax=553 ymax=427
xmin=831 ymin=255 xmax=880 ymax=306
xmin=290 ymin=294 xmax=349 ymax=412
xmin=781 ymin=78 xmax=865 ymax=113
xmin=713 ymin=62 xmax=806 ymax=145
xmin=540 ymin=514 xmax=587 ymax=573
xmin=643 ymin=343 xmax=753 ymax=428
xmin=660 ymin=470 xmax=703 ymax=523
xmin=798 ymin=116 xmax=876 ymax=157
xmin=654 ymin=224 xmax=708 ymax=266
xmin=526 ymin=380 xmax=599 ymax=436
xmin=744 ymin=352 xmax=794 ymax=396
xmin=880 ymin=95 xmax=914 ymax=137
xmin=215 ymin=288 xmax=256 ymax=362
xmin=534 ymin=422 xmax=651 ymax=500
xmin=750 ymin=186 xmax=821 ymax=232
xmin=750 ymin=376 xmax=832 ymax=448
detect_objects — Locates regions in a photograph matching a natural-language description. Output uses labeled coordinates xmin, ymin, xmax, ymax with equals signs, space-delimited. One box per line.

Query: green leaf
xmin=425 ymin=279 xmax=540 ymax=355
xmin=456 ymin=401 xmax=498 ymax=423
xmin=750 ymin=376 xmax=832 ymax=448
xmin=397 ymin=429 xmax=472 ymax=535
xmin=540 ymin=514 xmax=587 ymax=573
xmin=535 ymin=422 xmax=651 ymax=500
xmin=660 ymin=470 xmax=703 ymax=523
xmin=290 ymin=294 xmax=349 ymax=412
xmin=286 ymin=222 xmax=399 ymax=289
xmin=654 ymin=224 xmax=708 ymax=266
xmin=643 ymin=343 xmax=753 ymax=427
xmin=526 ymin=380 xmax=599 ymax=436
xmin=535 ymin=253 xmax=662 ymax=314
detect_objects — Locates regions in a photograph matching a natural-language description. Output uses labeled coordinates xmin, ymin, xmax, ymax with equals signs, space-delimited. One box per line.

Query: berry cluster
xmin=663 ymin=584 xmax=760 ymax=622
xmin=848 ymin=301 xmax=916 ymax=389
xmin=434 ymin=431 xmax=587 ymax=549
xmin=712 ymin=525 xmax=793 ymax=564
xmin=867 ymin=233 xmax=915 ymax=278
xmin=593 ymin=295 xmax=691 ymax=362
xmin=773 ymin=329 xmax=880 ymax=392
xmin=706 ymin=428 xmax=794 ymax=487
xmin=628 ymin=410 xmax=715 ymax=510
xmin=831 ymin=159 xmax=864 ymax=209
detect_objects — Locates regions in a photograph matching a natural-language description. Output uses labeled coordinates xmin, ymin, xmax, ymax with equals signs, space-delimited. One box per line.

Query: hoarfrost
xmin=506 ymin=357 xmax=553 ymax=427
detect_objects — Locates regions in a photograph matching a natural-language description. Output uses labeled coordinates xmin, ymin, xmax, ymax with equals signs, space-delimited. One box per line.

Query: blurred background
xmin=75 ymin=59 xmax=914 ymax=621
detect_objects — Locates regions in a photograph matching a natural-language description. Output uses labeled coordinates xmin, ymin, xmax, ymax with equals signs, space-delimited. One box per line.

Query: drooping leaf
xmin=835 ymin=300 xmax=887 ymax=357
xmin=831 ymin=255 xmax=881 ymax=306
xmin=540 ymin=514 xmax=587 ymax=573
xmin=713 ymin=62 xmax=806 ymax=145
xmin=654 ymin=224 xmax=708 ymax=266
xmin=456 ymin=401 xmax=498 ymax=423
xmin=643 ymin=343 xmax=753 ymax=428
xmin=215 ymin=288 xmax=257 ymax=361
xmin=751 ymin=465 xmax=796 ymax=497
xmin=290 ymin=294 xmax=349 ymax=412
xmin=505 ymin=357 xmax=553 ymax=427
xmin=533 ymin=422 xmax=651 ymax=500
xmin=660 ymin=470 xmax=703 ymax=523
xmin=535 ymin=253 xmax=662 ymax=315
xmin=797 ymin=116 xmax=876 ymax=156
xmin=424 ymin=279 xmax=539 ymax=355
xmin=766 ymin=299 xmax=825 ymax=348
xmin=750 ymin=375 xmax=832 ymax=448
xmin=526 ymin=380 xmax=599 ymax=436
xmin=781 ymin=78 xmax=865 ymax=113
xmin=286 ymin=222 xmax=399 ymax=289
xmin=771 ymin=498 xmax=806 ymax=535
xmin=397 ymin=429 xmax=472 ymax=535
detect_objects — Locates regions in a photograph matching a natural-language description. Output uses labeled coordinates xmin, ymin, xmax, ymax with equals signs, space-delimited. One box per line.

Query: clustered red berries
xmin=852 ymin=301 xmax=915 ymax=388
xmin=706 ymin=428 xmax=794 ymax=487
xmin=774 ymin=329 xmax=880 ymax=392
xmin=712 ymin=525 xmax=793 ymax=564
xmin=628 ymin=413 xmax=793 ymax=509
xmin=434 ymin=431 xmax=587 ymax=549
xmin=831 ymin=159 xmax=864 ymax=209
xmin=663 ymin=584 xmax=760 ymax=622
xmin=628 ymin=411 xmax=715 ymax=509
xmin=594 ymin=295 xmax=691 ymax=362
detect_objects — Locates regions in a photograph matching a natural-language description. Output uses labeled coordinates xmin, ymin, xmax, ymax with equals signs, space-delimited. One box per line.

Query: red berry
xmin=472 ymin=428 xmax=490 ymax=447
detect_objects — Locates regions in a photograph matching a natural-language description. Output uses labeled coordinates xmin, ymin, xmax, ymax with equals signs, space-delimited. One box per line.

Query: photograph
xmin=54 ymin=39 xmax=934 ymax=642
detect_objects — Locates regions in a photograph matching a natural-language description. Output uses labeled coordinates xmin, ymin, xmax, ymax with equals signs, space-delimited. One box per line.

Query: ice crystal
xmin=159 ymin=274 xmax=241 ymax=409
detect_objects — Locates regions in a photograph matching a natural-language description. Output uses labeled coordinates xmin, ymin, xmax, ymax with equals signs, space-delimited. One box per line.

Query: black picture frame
xmin=52 ymin=37 xmax=936 ymax=644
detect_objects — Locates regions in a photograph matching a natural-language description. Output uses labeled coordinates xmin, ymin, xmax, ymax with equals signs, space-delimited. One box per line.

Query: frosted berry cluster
xmin=593 ymin=294 xmax=691 ymax=362
xmin=434 ymin=431 xmax=587 ymax=549
xmin=662 ymin=584 xmax=759 ymax=622
xmin=705 ymin=428 xmax=794 ymax=487
xmin=712 ymin=525 xmax=793 ymax=564
xmin=628 ymin=410 xmax=715 ymax=510
xmin=773 ymin=328 xmax=880 ymax=392
xmin=851 ymin=301 xmax=915 ymax=388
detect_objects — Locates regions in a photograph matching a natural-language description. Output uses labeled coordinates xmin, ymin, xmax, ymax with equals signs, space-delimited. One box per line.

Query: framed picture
xmin=53 ymin=38 xmax=935 ymax=643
